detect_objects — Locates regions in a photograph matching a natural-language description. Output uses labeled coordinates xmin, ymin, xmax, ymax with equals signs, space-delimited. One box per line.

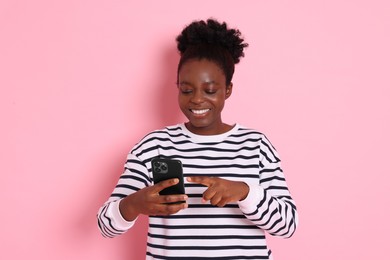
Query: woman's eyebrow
xmin=202 ymin=80 xmax=219 ymax=86
xmin=177 ymin=80 xmax=192 ymax=86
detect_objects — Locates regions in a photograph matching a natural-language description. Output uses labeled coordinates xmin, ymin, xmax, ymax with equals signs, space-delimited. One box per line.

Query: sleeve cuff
xmin=106 ymin=199 xmax=137 ymax=230
xmin=238 ymin=183 xmax=265 ymax=214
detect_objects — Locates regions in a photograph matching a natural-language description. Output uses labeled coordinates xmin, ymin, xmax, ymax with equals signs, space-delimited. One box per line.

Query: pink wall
xmin=1 ymin=0 xmax=389 ymax=259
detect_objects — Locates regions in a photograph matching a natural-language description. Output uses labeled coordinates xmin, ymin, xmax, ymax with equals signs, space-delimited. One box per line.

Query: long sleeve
xmin=238 ymin=136 xmax=298 ymax=238
xmin=97 ymin=153 xmax=152 ymax=238
xmin=96 ymin=125 xmax=298 ymax=258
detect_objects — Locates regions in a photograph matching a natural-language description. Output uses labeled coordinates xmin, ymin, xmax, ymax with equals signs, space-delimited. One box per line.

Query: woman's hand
xmin=119 ymin=178 xmax=188 ymax=221
xmin=187 ymin=176 xmax=249 ymax=207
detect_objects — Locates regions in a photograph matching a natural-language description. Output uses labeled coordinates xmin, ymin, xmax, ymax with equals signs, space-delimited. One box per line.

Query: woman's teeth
xmin=191 ymin=109 xmax=210 ymax=114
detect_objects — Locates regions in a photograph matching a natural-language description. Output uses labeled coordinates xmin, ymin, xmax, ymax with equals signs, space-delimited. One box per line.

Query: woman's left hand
xmin=187 ymin=176 xmax=249 ymax=207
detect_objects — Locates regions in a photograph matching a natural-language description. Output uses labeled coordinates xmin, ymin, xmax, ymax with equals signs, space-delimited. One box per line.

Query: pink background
xmin=1 ymin=0 xmax=389 ymax=259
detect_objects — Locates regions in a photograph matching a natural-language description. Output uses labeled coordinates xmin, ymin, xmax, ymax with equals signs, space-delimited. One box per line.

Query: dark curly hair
xmin=176 ymin=18 xmax=248 ymax=85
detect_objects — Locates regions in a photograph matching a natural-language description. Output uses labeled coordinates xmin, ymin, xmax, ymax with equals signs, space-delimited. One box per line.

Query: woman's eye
xmin=180 ymin=89 xmax=192 ymax=94
xmin=205 ymin=89 xmax=217 ymax=94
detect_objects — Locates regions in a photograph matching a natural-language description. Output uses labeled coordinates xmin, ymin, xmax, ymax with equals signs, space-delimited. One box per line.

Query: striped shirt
xmin=97 ymin=124 xmax=298 ymax=259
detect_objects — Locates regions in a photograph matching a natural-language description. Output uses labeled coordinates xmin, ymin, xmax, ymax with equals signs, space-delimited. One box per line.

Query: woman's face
xmin=177 ymin=59 xmax=232 ymax=135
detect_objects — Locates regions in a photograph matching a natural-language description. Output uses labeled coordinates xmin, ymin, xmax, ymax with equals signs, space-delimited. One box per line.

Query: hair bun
xmin=176 ymin=18 xmax=248 ymax=64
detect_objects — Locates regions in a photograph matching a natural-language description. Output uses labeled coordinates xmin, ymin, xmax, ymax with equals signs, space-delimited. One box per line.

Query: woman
xmin=98 ymin=18 xmax=298 ymax=259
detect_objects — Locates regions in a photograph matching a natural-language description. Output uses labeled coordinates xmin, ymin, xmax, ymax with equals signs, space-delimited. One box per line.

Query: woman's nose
xmin=190 ymin=90 xmax=204 ymax=104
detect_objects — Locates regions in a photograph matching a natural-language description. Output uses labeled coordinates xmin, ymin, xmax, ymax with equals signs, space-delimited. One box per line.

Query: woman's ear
xmin=226 ymin=83 xmax=233 ymax=99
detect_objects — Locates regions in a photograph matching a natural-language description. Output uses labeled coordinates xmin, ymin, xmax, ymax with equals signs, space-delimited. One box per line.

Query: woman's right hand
xmin=119 ymin=178 xmax=188 ymax=221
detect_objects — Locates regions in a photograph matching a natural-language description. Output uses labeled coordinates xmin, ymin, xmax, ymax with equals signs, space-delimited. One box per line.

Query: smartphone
xmin=151 ymin=157 xmax=185 ymax=196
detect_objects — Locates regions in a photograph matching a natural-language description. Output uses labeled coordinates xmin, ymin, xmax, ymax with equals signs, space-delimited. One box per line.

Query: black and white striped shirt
xmin=97 ymin=124 xmax=298 ymax=259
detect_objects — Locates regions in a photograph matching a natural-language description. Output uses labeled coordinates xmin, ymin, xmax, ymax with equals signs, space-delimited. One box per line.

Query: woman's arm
xmin=238 ymin=137 xmax=298 ymax=238
xmin=97 ymin=153 xmax=188 ymax=238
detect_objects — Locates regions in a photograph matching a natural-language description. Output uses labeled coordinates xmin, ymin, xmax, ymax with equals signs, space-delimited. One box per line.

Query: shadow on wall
xmin=81 ymin=45 xmax=183 ymax=259
xmin=114 ymin=46 xmax=183 ymax=258
xmin=153 ymin=45 xmax=183 ymax=127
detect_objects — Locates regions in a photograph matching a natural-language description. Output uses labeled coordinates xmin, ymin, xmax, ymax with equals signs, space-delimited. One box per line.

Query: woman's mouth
xmin=190 ymin=109 xmax=210 ymax=115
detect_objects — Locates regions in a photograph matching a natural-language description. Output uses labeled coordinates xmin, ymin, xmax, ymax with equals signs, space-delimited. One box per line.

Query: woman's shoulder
xmin=234 ymin=124 xmax=268 ymax=139
xmin=234 ymin=124 xmax=278 ymax=149
xmin=131 ymin=124 xmax=187 ymax=151
xmin=143 ymin=124 xmax=186 ymax=139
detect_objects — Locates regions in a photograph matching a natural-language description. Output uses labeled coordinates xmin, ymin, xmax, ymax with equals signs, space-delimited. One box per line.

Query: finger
xmin=165 ymin=203 xmax=188 ymax=215
xmin=153 ymin=202 xmax=188 ymax=215
xmin=216 ymin=198 xmax=228 ymax=208
xmin=159 ymin=194 xmax=188 ymax=204
xmin=202 ymin=187 xmax=217 ymax=203
xmin=153 ymin=178 xmax=179 ymax=192
xmin=209 ymin=193 xmax=223 ymax=206
xmin=187 ymin=176 xmax=214 ymax=186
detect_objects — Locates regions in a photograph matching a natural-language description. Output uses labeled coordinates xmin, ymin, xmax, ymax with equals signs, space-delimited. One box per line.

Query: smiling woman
xmin=177 ymin=59 xmax=233 ymax=135
xmin=97 ymin=18 xmax=298 ymax=259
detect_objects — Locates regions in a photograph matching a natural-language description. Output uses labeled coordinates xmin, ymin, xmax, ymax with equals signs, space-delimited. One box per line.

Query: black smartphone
xmin=151 ymin=157 xmax=185 ymax=196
